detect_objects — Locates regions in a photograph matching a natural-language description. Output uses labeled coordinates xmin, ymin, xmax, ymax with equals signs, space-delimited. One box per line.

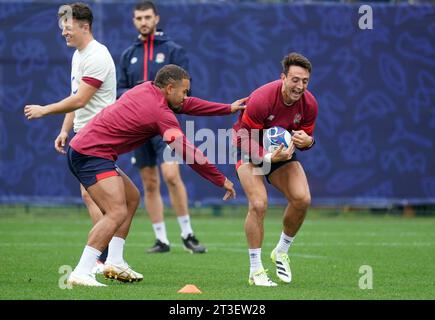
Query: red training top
xmin=70 ymin=81 xmax=231 ymax=187
xmin=232 ymin=80 xmax=318 ymax=163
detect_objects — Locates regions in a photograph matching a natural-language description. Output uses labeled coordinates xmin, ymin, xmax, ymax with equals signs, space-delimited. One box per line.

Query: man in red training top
xmin=233 ymin=52 xmax=318 ymax=286
xmin=66 ymin=64 xmax=245 ymax=287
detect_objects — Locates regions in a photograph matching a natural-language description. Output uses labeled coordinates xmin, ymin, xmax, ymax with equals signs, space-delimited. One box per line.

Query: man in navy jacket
xmin=118 ymin=1 xmax=207 ymax=254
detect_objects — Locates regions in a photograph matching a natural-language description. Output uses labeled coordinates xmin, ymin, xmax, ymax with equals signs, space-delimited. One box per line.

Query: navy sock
xmin=98 ymin=247 xmax=108 ymax=263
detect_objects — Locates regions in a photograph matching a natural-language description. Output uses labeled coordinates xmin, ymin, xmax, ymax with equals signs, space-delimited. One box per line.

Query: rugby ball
xmin=263 ymin=126 xmax=292 ymax=152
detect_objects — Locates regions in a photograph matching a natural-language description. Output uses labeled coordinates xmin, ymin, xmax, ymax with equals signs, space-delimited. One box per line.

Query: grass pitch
xmin=0 ymin=206 xmax=434 ymax=300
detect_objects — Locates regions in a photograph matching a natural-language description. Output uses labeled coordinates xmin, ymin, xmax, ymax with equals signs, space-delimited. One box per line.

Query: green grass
xmin=0 ymin=206 xmax=434 ymax=300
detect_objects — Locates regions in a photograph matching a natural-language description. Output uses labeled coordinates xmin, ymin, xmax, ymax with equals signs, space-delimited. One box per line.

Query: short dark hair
xmin=59 ymin=2 xmax=93 ymax=30
xmin=154 ymin=65 xmax=190 ymax=88
xmin=134 ymin=1 xmax=158 ymax=15
xmin=282 ymin=53 xmax=312 ymax=75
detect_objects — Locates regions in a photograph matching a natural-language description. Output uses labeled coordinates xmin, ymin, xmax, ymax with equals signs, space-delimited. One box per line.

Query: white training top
xmin=71 ymin=39 xmax=116 ymax=132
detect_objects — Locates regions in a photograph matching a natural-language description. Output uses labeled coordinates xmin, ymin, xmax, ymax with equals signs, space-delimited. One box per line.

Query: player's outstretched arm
xmin=159 ymin=111 xmax=237 ymax=201
xmin=24 ymin=82 xmax=97 ymax=119
xmin=230 ymin=97 xmax=248 ymax=113
xmin=180 ymin=96 xmax=247 ymax=116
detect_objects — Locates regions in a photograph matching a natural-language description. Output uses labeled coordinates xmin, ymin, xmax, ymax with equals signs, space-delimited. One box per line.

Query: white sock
xmin=275 ymin=232 xmax=295 ymax=254
xmin=106 ymin=236 xmax=125 ymax=265
xmin=73 ymin=245 xmax=101 ymax=276
xmin=249 ymin=248 xmax=263 ymax=274
xmin=153 ymin=222 xmax=169 ymax=244
xmin=177 ymin=214 xmax=193 ymax=239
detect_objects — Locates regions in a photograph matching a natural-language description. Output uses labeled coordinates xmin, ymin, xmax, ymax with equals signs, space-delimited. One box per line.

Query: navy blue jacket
xmin=117 ymin=30 xmax=189 ymax=98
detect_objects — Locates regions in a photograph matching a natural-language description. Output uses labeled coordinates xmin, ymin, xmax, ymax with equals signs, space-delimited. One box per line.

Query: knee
xmin=106 ymin=208 xmax=129 ymax=227
xmin=249 ymin=199 xmax=268 ymax=217
xmin=162 ymin=170 xmax=180 ymax=188
xmin=143 ymin=176 xmax=159 ymax=194
xmin=290 ymin=193 xmax=311 ymax=212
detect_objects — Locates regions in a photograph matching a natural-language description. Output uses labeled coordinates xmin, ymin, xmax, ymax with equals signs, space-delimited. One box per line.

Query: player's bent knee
xmin=291 ymin=194 xmax=311 ymax=211
xmin=162 ymin=172 xmax=180 ymax=187
xmin=144 ymin=180 xmax=159 ymax=193
xmin=109 ymin=208 xmax=129 ymax=225
xmin=249 ymin=199 xmax=268 ymax=215
xmin=101 ymin=214 xmax=124 ymax=232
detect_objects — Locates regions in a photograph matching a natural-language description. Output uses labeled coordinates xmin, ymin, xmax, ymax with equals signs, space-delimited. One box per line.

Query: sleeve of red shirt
xmin=297 ymin=93 xmax=318 ymax=151
xmin=238 ymin=93 xmax=269 ymax=163
xmin=82 ymin=76 xmax=103 ymax=89
xmin=179 ymin=97 xmax=231 ymax=116
xmin=157 ymin=110 xmax=226 ymax=187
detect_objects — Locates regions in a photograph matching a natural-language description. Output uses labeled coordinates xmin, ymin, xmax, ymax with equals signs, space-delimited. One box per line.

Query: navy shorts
xmin=132 ymin=136 xmax=171 ymax=168
xmin=67 ymin=147 xmax=120 ymax=189
xmin=234 ymin=147 xmax=298 ymax=184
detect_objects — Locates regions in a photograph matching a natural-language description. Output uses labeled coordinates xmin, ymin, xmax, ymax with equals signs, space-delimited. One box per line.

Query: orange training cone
xmin=177 ymin=284 xmax=202 ymax=294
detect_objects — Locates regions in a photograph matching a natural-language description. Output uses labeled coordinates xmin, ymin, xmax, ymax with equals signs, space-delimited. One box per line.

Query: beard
xmin=139 ymin=26 xmax=154 ymax=38
xmin=168 ymin=101 xmax=182 ymax=112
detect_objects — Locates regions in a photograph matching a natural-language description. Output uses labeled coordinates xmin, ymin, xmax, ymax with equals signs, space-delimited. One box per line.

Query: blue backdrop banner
xmin=1 ymin=1 xmax=434 ymax=206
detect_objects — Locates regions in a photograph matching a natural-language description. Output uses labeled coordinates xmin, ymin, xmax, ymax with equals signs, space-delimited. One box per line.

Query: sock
xmin=153 ymin=222 xmax=169 ymax=244
xmin=106 ymin=237 xmax=125 ymax=265
xmin=73 ymin=245 xmax=101 ymax=276
xmin=177 ymin=215 xmax=194 ymax=239
xmin=249 ymin=248 xmax=263 ymax=274
xmin=98 ymin=247 xmax=108 ymax=263
xmin=275 ymin=232 xmax=295 ymax=254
